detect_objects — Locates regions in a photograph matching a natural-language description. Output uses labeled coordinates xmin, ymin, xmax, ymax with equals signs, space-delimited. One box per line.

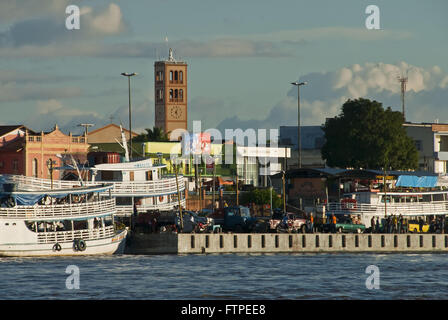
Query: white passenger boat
xmin=327 ymin=189 xmax=448 ymax=226
xmin=0 ymin=158 xmax=186 ymax=217
xmin=0 ymin=183 xmax=127 ymax=257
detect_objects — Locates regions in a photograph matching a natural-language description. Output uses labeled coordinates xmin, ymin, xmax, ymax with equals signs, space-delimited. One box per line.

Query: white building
xmin=404 ymin=122 xmax=448 ymax=174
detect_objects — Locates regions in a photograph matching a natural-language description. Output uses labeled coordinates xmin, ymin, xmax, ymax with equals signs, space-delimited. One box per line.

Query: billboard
xmin=181 ymin=133 xmax=211 ymax=156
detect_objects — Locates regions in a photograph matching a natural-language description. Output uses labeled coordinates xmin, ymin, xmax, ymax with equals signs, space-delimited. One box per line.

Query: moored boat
xmin=0 ymin=183 xmax=127 ymax=257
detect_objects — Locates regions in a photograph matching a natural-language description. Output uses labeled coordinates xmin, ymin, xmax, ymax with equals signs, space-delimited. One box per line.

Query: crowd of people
xmin=369 ymin=214 xmax=446 ymax=234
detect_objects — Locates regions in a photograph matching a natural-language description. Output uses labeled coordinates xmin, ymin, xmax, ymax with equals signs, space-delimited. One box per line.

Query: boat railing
xmin=0 ymin=199 xmax=115 ymax=219
xmin=102 ymin=177 xmax=185 ymax=196
xmin=1 ymin=174 xmax=186 ymax=196
xmin=327 ymin=201 xmax=448 ymax=216
xmin=37 ymin=225 xmax=115 ymax=244
xmin=115 ymin=198 xmax=186 ymax=216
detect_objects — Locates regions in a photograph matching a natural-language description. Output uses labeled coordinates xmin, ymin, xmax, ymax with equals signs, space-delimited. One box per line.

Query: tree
xmin=321 ymin=98 xmax=418 ymax=170
xmin=241 ymin=188 xmax=282 ymax=209
xmin=132 ymin=127 xmax=169 ymax=142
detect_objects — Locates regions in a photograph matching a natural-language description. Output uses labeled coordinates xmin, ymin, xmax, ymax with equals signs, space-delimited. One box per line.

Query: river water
xmin=0 ymin=253 xmax=447 ymax=300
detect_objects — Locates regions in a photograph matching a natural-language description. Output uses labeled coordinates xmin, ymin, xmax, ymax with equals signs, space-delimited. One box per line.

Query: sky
xmin=1 ymin=0 xmax=448 ymax=136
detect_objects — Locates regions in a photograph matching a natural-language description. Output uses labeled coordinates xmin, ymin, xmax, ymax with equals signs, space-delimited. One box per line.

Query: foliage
xmin=321 ymin=98 xmax=418 ymax=170
xmin=240 ymin=188 xmax=282 ymax=209
xmin=132 ymin=127 xmax=169 ymax=142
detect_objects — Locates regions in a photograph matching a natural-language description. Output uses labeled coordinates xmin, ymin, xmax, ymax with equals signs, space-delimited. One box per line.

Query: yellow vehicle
xmin=408 ymin=220 xmax=429 ymax=233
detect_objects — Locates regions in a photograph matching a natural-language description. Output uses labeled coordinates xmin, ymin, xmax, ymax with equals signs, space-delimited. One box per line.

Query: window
xmin=169 ymin=71 xmax=173 ymax=82
xmin=32 ymin=158 xmax=38 ymax=177
xmin=169 ymin=89 xmax=173 ymax=101
xmin=156 ymin=71 xmax=164 ymax=82
xmin=12 ymin=159 xmax=18 ymax=171
xmin=174 ymin=89 xmax=178 ymax=99
xmin=174 ymin=71 xmax=178 ymax=81
xmin=414 ymin=140 xmax=422 ymax=151
xmin=179 ymin=71 xmax=183 ymax=83
xmin=179 ymin=89 xmax=183 ymax=101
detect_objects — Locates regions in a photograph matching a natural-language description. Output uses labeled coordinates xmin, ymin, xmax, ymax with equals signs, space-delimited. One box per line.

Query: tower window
xmin=174 ymin=89 xmax=178 ymax=99
xmin=169 ymin=71 xmax=173 ymax=82
xmin=169 ymin=89 xmax=173 ymax=101
xmin=174 ymin=71 xmax=178 ymax=81
xmin=156 ymin=71 xmax=164 ymax=82
xmin=179 ymin=89 xmax=183 ymax=101
xmin=179 ymin=71 xmax=183 ymax=83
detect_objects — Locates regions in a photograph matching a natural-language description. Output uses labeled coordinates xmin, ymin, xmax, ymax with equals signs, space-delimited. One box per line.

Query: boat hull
xmin=0 ymin=230 xmax=127 ymax=257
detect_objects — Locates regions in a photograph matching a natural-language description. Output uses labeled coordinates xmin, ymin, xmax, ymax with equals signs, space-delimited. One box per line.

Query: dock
xmin=125 ymin=233 xmax=448 ymax=254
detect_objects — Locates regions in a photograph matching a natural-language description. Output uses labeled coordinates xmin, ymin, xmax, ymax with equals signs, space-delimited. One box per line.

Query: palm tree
xmin=132 ymin=126 xmax=169 ymax=142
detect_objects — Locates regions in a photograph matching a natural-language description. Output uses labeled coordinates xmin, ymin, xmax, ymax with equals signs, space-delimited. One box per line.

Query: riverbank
xmin=125 ymin=233 xmax=448 ymax=254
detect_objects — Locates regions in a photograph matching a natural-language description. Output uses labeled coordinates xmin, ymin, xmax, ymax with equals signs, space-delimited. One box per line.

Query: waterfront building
xmin=0 ymin=124 xmax=88 ymax=180
xmin=404 ymin=122 xmax=448 ymax=174
xmin=154 ymin=48 xmax=188 ymax=138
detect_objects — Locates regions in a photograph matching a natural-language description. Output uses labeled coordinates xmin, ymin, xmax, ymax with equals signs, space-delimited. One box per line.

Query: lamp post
xmin=267 ymin=175 xmax=273 ymax=216
xmin=174 ymin=159 xmax=184 ymax=232
xmin=46 ymin=159 xmax=56 ymax=189
xmin=121 ymin=72 xmax=137 ymax=160
xmin=291 ymin=81 xmax=307 ymax=168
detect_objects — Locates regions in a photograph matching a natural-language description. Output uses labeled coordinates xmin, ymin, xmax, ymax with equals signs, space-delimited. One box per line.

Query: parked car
xmin=321 ymin=216 xmax=365 ymax=233
xmin=269 ymin=211 xmax=307 ymax=233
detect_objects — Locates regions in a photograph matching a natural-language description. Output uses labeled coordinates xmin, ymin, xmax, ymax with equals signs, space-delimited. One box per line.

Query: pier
xmin=125 ymin=233 xmax=448 ymax=254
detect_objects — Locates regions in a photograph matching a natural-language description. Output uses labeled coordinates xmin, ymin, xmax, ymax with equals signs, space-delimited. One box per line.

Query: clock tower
xmin=154 ymin=48 xmax=188 ymax=139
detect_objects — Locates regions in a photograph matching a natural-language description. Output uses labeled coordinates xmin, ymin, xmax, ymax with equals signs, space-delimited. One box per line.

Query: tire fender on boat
xmin=52 ymin=243 xmax=62 ymax=252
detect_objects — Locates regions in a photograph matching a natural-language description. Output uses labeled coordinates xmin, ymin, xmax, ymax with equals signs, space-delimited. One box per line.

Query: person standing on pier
xmin=370 ymin=216 xmax=375 ymax=233
xmin=331 ymin=214 xmax=337 ymax=233
xmin=309 ymin=213 xmax=314 ymax=233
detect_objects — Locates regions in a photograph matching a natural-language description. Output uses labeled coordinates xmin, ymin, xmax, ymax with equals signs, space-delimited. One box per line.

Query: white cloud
xmin=215 ymin=61 xmax=448 ymax=130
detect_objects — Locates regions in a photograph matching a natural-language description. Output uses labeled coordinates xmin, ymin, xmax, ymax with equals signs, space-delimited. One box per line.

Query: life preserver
xmin=159 ymin=196 xmax=164 ymax=202
xmin=52 ymin=243 xmax=62 ymax=252
xmin=341 ymin=198 xmax=357 ymax=210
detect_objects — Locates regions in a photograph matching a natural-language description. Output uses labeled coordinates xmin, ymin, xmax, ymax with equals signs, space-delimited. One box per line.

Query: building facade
xmin=0 ymin=125 xmax=89 ymax=180
xmin=154 ymin=48 xmax=188 ymax=138
xmin=404 ymin=122 xmax=448 ymax=174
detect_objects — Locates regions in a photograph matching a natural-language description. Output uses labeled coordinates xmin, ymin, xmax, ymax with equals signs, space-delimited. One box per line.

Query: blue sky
xmin=1 ymin=0 xmax=447 ymax=135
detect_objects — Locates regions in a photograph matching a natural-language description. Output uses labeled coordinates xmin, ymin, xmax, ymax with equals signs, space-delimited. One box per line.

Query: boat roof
xmin=0 ymin=184 xmax=113 ymax=197
xmin=0 ymin=184 xmax=113 ymax=206
xmin=92 ymin=158 xmax=166 ymax=171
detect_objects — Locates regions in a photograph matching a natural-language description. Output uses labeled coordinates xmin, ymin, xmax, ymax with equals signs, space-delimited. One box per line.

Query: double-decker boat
xmin=0 ymin=158 xmax=186 ymax=218
xmin=327 ymin=189 xmax=448 ymax=226
xmin=0 ymin=183 xmax=127 ymax=257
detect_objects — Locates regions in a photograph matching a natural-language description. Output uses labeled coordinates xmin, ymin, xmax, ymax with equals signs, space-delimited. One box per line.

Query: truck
xmin=208 ymin=206 xmax=259 ymax=233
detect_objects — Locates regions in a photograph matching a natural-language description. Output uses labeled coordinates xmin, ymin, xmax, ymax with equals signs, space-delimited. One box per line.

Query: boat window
xmin=73 ymin=220 xmax=88 ymax=230
xmin=116 ymin=197 xmax=132 ymax=205
xmin=381 ymin=195 xmax=391 ymax=203
xmin=433 ymin=194 xmax=444 ymax=202
xmin=422 ymin=194 xmax=432 ymax=202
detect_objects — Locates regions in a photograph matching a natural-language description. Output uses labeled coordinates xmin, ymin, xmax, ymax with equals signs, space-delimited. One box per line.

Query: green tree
xmin=132 ymin=127 xmax=169 ymax=142
xmin=321 ymin=98 xmax=418 ymax=170
xmin=241 ymin=188 xmax=282 ymax=209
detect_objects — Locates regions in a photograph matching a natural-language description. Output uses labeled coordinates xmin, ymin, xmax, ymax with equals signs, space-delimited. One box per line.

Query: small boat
xmin=0 ymin=183 xmax=127 ymax=257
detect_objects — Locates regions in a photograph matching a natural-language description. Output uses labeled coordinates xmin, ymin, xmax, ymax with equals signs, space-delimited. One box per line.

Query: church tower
xmin=154 ymin=48 xmax=188 ymax=138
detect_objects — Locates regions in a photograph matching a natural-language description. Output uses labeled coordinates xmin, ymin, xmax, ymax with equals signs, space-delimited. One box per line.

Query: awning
xmin=395 ymin=175 xmax=438 ymax=188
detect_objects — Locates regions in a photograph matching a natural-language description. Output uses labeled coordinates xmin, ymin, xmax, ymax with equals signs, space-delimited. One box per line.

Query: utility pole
xmin=121 ymin=72 xmax=137 ymax=160
xmin=174 ymin=161 xmax=184 ymax=232
xmin=398 ymin=72 xmax=408 ymax=121
xmin=78 ymin=123 xmax=94 ymax=143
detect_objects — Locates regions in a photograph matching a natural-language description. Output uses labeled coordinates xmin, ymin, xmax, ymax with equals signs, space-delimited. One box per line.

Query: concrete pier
xmin=124 ymin=233 xmax=448 ymax=254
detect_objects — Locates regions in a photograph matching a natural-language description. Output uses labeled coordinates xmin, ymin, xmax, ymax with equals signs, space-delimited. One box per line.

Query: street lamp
xmin=291 ymin=81 xmax=307 ymax=168
xmin=46 ymin=159 xmax=56 ymax=189
xmin=121 ymin=72 xmax=138 ymax=160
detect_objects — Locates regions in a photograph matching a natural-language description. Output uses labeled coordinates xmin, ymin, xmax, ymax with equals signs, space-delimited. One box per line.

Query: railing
xmin=1 ymin=174 xmax=185 ymax=197
xmin=37 ymin=226 xmax=116 ymax=244
xmin=327 ymin=201 xmax=448 ymax=217
xmin=0 ymin=199 xmax=115 ymax=219
xmin=115 ymin=198 xmax=186 ymax=216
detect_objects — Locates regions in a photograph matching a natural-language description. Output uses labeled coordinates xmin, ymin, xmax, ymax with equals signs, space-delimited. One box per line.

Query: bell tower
xmin=154 ymin=48 xmax=188 ymax=138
